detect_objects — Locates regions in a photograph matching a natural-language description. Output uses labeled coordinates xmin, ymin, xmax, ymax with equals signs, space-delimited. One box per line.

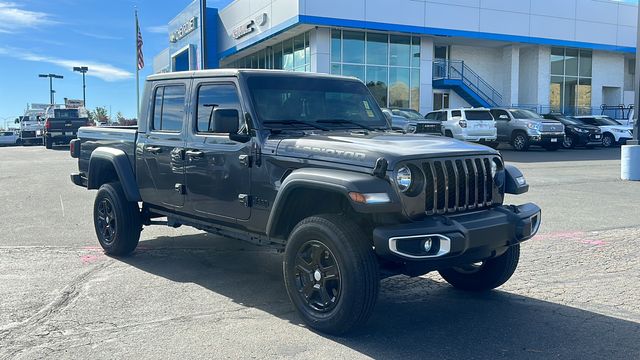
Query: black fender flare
xmin=87 ymin=147 xmax=141 ymax=202
xmin=265 ymin=168 xmax=401 ymax=237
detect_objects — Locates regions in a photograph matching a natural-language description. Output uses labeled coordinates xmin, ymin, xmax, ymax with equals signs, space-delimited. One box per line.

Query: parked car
xmin=425 ymin=108 xmax=498 ymax=147
xmin=382 ymin=108 xmax=441 ymax=135
xmin=489 ymin=108 xmax=565 ymax=151
xmin=542 ymin=113 xmax=603 ymax=149
xmin=43 ymin=107 xmax=90 ymax=149
xmin=69 ymin=69 xmax=540 ymax=335
xmin=573 ymin=115 xmax=633 ymax=148
xmin=389 ymin=108 xmax=442 ymax=135
xmin=0 ymin=131 xmax=19 ymax=146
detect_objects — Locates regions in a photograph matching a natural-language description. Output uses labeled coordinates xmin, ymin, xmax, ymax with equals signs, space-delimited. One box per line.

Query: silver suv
xmin=490 ymin=108 xmax=565 ymax=151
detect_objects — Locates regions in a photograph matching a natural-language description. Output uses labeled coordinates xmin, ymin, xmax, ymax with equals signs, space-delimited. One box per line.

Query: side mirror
xmin=499 ymin=115 xmax=509 ymax=120
xmin=212 ymin=109 xmax=240 ymax=133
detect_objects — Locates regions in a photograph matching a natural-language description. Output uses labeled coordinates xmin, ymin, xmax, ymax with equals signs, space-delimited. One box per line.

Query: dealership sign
xmin=65 ymin=99 xmax=85 ymax=109
xmin=170 ymin=16 xmax=198 ymax=43
xmin=232 ymin=13 xmax=268 ymax=40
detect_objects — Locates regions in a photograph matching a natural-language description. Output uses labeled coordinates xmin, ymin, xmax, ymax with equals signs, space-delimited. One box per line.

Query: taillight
xmin=45 ymin=120 xmax=51 ymax=129
xmin=459 ymin=119 xmax=467 ymax=128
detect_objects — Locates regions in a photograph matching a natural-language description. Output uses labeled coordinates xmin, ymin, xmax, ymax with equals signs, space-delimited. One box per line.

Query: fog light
xmin=423 ymin=238 xmax=433 ymax=252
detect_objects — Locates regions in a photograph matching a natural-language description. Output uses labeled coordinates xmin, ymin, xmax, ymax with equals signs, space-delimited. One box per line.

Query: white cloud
xmin=75 ymin=30 xmax=122 ymax=41
xmin=146 ymin=25 xmax=168 ymax=34
xmin=0 ymin=47 xmax=133 ymax=82
xmin=0 ymin=2 xmax=57 ymax=33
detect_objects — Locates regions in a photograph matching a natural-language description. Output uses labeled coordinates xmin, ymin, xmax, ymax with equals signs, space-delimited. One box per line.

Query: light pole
xmin=38 ymin=73 xmax=64 ymax=105
xmin=73 ymin=66 xmax=88 ymax=106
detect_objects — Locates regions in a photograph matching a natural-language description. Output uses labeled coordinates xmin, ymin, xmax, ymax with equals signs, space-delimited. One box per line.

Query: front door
xmin=139 ymin=83 xmax=188 ymax=209
xmin=184 ymin=79 xmax=252 ymax=221
xmin=433 ymin=92 xmax=449 ymax=110
xmin=490 ymin=109 xmax=511 ymax=141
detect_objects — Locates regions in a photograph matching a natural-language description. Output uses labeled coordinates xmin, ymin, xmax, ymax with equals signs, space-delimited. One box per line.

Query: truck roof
xmin=146 ymin=69 xmax=359 ymax=82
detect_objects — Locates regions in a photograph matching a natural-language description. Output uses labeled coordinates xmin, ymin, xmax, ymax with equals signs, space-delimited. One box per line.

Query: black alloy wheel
xmin=602 ymin=133 xmax=615 ymax=148
xmin=512 ymin=133 xmax=529 ymax=151
xmin=96 ymin=198 xmax=117 ymax=245
xmin=563 ymin=136 xmax=575 ymax=149
xmin=294 ymin=240 xmax=341 ymax=312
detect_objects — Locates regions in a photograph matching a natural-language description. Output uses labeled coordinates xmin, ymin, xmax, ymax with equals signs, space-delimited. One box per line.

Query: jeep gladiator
xmin=70 ymin=70 xmax=541 ymax=334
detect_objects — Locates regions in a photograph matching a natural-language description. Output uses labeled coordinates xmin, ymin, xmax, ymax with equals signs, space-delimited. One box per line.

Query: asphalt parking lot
xmin=1 ymin=145 xmax=639 ymax=359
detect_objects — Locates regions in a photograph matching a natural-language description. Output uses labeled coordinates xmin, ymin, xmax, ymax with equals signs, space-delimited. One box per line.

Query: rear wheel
xmin=93 ymin=182 xmax=141 ymax=256
xmin=511 ymin=133 xmax=530 ymax=151
xmin=602 ymin=133 xmax=615 ymax=148
xmin=563 ymin=136 xmax=576 ymax=149
xmin=283 ymin=214 xmax=379 ymax=335
xmin=438 ymin=244 xmax=520 ymax=291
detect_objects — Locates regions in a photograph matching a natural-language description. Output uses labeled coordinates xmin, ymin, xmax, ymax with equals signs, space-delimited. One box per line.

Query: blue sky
xmin=0 ymin=0 xmax=232 ymax=123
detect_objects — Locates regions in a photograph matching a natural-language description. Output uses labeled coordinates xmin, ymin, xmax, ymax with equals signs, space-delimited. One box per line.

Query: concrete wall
xmin=592 ymin=50 xmax=625 ymax=106
xmin=518 ymin=46 xmax=550 ymax=107
xmin=217 ymin=0 xmax=299 ymax=54
xmin=297 ymin=0 xmax=636 ymax=49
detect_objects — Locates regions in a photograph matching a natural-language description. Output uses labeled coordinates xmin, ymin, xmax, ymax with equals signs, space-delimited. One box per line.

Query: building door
xmin=173 ymin=50 xmax=190 ymax=72
xmin=433 ymin=92 xmax=449 ymax=110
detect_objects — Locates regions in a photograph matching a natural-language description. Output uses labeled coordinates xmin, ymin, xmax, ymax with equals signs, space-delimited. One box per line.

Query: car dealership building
xmin=154 ymin=0 xmax=637 ymax=116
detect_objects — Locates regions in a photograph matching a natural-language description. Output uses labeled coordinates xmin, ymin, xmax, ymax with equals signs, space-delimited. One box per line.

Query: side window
xmin=151 ymin=85 xmax=186 ymax=132
xmin=451 ymin=110 xmax=462 ymax=118
xmin=581 ymin=118 xmax=596 ymax=126
xmin=491 ymin=110 xmax=509 ymax=120
xmin=196 ymin=83 xmax=243 ymax=133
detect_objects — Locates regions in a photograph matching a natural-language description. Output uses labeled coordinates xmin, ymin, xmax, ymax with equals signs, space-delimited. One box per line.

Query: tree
xmin=94 ymin=107 xmax=109 ymax=124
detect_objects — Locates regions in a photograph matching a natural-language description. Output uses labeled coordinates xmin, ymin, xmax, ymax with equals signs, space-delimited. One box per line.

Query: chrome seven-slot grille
xmin=540 ymin=123 xmax=563 ymax=132
xmin=422 ymin=156 xmax=496 ymax=215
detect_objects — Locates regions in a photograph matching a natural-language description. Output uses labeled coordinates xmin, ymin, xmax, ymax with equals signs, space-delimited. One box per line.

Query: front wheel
xmin=511 ymin=133 xmax=530 ymax=151
xmin=602 ymin=133 xmax=616 ymax=148
xmin=438 ymin=244 xmax=520 ymax=291
xmin=93 ymin=182 xmax=141 ymax=256
xmin=283 ymin=214 xmax=379 ymax=335
xmin=562 ymin=136 xmax=576 ymax=149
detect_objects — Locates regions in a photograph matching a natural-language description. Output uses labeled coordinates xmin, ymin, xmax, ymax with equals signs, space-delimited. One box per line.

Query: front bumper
xmin=529 ymin=132 xmax=565 ymax=145
xmin=373 ymin=203 xmax=541 ymax=275
xmin=572 ymin=132 xmax=603 ymax=146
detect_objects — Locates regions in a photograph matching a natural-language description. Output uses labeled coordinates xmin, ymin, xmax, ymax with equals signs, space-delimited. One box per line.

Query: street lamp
xmin=38 ymin=73 xmax=64 ymax=105
xmin=73 ymin=66 xmax=89 ymax=106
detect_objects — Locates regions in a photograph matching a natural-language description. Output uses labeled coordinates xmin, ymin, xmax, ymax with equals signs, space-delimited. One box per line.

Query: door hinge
xmin=238 ymin=194 xmax=251 ymax=207
xmin=174 ymin=183 xmax=186 ymax=195
xmin=239 ymin=154 xmax=251 ymax=167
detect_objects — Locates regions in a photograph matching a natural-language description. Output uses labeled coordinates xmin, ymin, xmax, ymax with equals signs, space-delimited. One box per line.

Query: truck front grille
xmin=540 ymin=124 xmax=563 ymax=132
xmin=423 ymin=157 xmax=495 ymax=215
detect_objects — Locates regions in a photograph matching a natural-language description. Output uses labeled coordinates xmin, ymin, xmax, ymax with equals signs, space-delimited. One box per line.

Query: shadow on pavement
xmin=499 ymin=146 xmax=621 ymax=163
xmin=120 ymin=233 xmax=640 ymax=359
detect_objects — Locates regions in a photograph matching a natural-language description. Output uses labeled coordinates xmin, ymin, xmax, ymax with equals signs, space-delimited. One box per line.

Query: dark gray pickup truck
xmin=70 ymin=70 xmax=540 ymax=334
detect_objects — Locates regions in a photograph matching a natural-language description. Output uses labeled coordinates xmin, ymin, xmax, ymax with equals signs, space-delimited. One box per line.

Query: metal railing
xmin=510 ymin=104 xmax=634 ymax=120
xmin=433 ymin=60 xmax=503 ymax=107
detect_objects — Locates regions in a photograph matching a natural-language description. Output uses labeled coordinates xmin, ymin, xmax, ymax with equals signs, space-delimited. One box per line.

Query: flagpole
xmin=135 ymin=8 xmax=140 ymax=120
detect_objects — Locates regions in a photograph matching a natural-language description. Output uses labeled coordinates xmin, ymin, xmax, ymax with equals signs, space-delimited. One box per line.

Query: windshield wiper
xmin=315 ymin=119 xmax=377 ymax=131
xmin=262 ymin=120 xmax=329 ymax=131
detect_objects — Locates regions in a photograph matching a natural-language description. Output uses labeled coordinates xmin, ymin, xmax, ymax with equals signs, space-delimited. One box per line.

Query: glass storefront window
xmin=549 ymin=47 xmax=592 ymax=114
xmin=343 ymin=31 xmax=365 ymax=64
xmin=221 ymin=32 xmax=311 ymax=72
xmin=294 ymin=34 xmax=305 ymax=69
xmin=366 ymin=66 xmax=388 ymax=107
xmin=283 ymin=40 xmax=293 ymax=70
xmin=389 ymin=67 xmax=410 ymax=108
xmin=330 ymin=29 xmax=421 ymax=110
xmin=390 ymin=35 xmax=411 ymax=67
xmin=367 ymin=33 xmax=388 ymax=66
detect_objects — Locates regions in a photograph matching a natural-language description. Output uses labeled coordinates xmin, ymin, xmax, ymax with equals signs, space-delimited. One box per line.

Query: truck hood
xmin=274 ymin=131 xmax=498 ymax=168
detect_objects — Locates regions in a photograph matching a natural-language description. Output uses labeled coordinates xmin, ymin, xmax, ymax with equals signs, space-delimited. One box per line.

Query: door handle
xmin=146 ymin=146 xmax=162 ymax=154
xmin=185 ymin=150 xmax=205 ymax=159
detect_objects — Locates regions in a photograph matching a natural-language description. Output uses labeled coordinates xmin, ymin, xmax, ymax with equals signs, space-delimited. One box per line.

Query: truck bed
xmin=77 ymin=126 xmax=138 ymax=174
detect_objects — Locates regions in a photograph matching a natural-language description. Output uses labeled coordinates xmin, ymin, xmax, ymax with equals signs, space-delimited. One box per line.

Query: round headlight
xmin=396 ymin=166 xmax=412 ymax=192
xmin=491 ymin=158 xmax=502 ymax=178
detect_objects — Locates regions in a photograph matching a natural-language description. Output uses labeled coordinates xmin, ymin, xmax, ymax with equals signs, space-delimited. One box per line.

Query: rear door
xmin=184 ymin=78 xmax=252 ymax=221
xmin=490 ymin=109 xmax=510 ymax=141
xmin=138 ymin=81 xmax=188 ymax=209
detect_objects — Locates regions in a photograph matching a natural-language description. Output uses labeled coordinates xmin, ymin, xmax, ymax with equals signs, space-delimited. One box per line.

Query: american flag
xmin=136 ymin=12 xmax=144 ymax=70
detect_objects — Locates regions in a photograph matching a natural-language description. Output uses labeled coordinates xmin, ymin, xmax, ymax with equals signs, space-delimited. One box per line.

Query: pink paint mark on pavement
xmin=81 ymin=254 xmax=103 ymax=265
xmin=580 ymin=239 xmax=607 ymax=246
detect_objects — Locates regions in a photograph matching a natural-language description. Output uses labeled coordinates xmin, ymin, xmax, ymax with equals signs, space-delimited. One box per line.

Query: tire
xmin=438 ymin=244 xmax=520 ymax=292
xmin=93 ymin=182 xmax=141 ymax=256
xmin=602 ymin=133 xmax=616 ymax=148
xmin=283 ymin=214 xmax=379 ymax=335
xmin=511 ymin=133 xmax=530 ymax=151
xmin=44 ymin=136 xmax=52 ymax=149
xmin=445 ymin=130 xmax=454 ymax=138
xmin=562 ymin=136 xmax=576 ymax=149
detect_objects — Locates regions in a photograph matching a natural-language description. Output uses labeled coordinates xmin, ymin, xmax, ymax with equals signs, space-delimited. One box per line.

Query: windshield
xmin=247 ymin=75 xmax=387 ymax=129
xmin=465 ymin=110 xmax=493 ymax=120
xmin=509 ymin=109 xmax=540 ymax=119
xmin=557 ymin=117 xmax=586 ymax=126
xmin=392 ymin=109 xmax=423 ymax=120
xmin=594 ymin=117 xmax=622 ymax=126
